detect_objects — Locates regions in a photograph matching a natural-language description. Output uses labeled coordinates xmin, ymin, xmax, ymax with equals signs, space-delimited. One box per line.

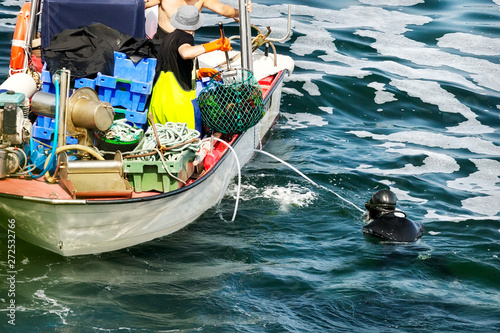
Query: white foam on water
xmin=424 ymin=210 xmax=500 ymax=222
xmin=295 ymin=59 xmax=370 ymax=79
xmin=390 ymin=79 xmax=493 ymax=134
xmin=357 ymin=29 xmax=500 ymax=92
xmin=359 ymin=0 xmax=424 ymax=5
xmin=1 ymin=0 xmax=25 ymax=10
xmin=290 ymin=30 xmax=336 ymax=58
xmin=380 ymin=142 xmax=406 ymax=148
xmin=350 ymin=130 xmax=500 ymax=155
xmin=280 ymin=112 xmax=328 ymax=130
xmin=303 ymin=80 xmax=321 ymax=96
xmin=318 ymin=106 xmax=334 ymax=114
xmin=296 ymin=50 xmax=481 ymax=93
xmin=0 ymin=18 xmax=16 ymax=30
xmin=379 ymin=179 xmax=428 ymax=204
xmin=447 ymin=159 xmax=500 ymax=216
xmin=33 ymin=290 xmax=71 ymax=325
xmin=294 ymin=5 xmax=430 ymax=34
xmin=286 ymin=74 xmax=330 ymax=97
xmin=428 ymin=231 xmax=441 ymax=235
xmin=261 ymin=184 xmax=317 ymax=212
xmin=368 ymin=82 xmax=397 ymax=104
xmin=356 ymin=148 xmax=459 ymax=175
xmin=461 ymin=195 xmax=500 ymax=217
xmin=230 ymin=183 xmax=317 ymax=212
xmin=282 ymin=87 xmax=304 ymax=97
xmin=437 ymin=33 xmax=500 ymax=56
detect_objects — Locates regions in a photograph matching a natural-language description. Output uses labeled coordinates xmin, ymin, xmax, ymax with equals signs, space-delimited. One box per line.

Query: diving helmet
xmin=365 ymin=189 xmax=397 ymax=219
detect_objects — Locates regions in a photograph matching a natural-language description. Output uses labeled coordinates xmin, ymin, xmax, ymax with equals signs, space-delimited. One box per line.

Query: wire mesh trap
xmin=197 ymin=69 xmax=264 ymax=134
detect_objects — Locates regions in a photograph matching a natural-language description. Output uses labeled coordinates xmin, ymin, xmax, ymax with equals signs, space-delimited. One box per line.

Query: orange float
xmin=9 ymin=2 xmax=31 ymax=75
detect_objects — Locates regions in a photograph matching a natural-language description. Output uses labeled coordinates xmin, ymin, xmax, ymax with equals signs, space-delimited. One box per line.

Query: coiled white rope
xmin=102 ymin=119 xmax=143 ymax=143
xmin=138 ymin=122 xmax=200 ymax=159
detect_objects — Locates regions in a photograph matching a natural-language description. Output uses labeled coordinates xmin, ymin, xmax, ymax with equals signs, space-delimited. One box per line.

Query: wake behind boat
xmin=0 ymin=0 xmax=294 ymax=256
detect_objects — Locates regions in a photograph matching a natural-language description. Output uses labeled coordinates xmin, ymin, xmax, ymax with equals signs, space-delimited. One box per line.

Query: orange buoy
xmin=9 ymin=2 xmax=31 ymax=76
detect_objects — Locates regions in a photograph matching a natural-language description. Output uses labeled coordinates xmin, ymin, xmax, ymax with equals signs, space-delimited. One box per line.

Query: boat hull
xmin=0 ymin=73 xmax=285 ymax=256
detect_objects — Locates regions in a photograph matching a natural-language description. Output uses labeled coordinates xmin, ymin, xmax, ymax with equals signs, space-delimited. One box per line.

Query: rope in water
xmin=253 ymin=149 xmax=365 ymax=213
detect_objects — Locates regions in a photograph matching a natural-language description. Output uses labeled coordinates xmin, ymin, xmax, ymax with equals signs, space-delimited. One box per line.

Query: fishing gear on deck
xmin=197 ymin=68 xmax=264 ymax=134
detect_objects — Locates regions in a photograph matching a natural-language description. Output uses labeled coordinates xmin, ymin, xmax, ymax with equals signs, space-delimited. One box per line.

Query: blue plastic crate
xmin=114 ymin=108 xmax=148 ymax=126
xmin=33 ymin=115 xmax=55 ymax=140
xmin=32 ymin=115 xmax=78 ymax=144
xmin=113 ymin=52 xmax=157 ymax=83
xmin=96 ymin=73 xmax=152 ymax=112
xmin=41 ymin=64 xmax=55 ymax=94
xmin=75 ymin=77 xmax=96 ymax=89
xmin=42 ymin=63 xmax=96 ymax=91
xmin=195 ymin=78 xmax=211 ymax=97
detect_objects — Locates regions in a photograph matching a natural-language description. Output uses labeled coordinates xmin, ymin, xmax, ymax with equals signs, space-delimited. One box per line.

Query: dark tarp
xmin=42 ymin=23 xmax=161 ymax=79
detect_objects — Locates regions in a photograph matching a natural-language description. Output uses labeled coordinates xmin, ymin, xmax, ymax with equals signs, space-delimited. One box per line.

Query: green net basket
xmin=197 ymin=69 xmax=264 ymax=134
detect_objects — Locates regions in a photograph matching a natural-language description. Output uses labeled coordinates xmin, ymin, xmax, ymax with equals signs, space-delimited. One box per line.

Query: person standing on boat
xmin=363 ymin=190 xmax=424 ymax=242
xmin=149 ymin=5 xmax=231 ymax=131
xmin=145 ymin=0 xmax=252 ymax=39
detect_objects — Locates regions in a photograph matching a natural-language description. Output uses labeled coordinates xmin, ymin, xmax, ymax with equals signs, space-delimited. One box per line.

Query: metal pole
xmin=25 ymin=0 xmax=40 ymax=52
xmin=238 ymin=0 xmax=253 ymax=72
xmin=58 ymin=69 xmax=70 ymax=147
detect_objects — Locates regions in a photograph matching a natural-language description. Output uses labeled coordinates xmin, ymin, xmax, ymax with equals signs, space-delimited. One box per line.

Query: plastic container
xmin=113 ymin=108 xmax=148 ymax=126
xmin=75 ymin=77 xmax=97 ymax=89
xmin=32 ymin=115 xmax=78 ymax=144
xmin=96 ymin=73 xmax=152 ymax=111
xmin=113 ymin=52 xmax=157 ymax=83
xmin=41 ymin=64 xmax=55 ymax=94
xmin=94 ymin=130 xmax=142 ymax=154
xmin=123 ymin=150 xmax=195 ymax=193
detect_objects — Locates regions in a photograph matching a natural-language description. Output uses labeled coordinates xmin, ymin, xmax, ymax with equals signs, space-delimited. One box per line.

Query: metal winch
xmin=31 ymin=86 xmax=114 ymax=148
xmin=58 ymin=151 xmax=132 ymax=199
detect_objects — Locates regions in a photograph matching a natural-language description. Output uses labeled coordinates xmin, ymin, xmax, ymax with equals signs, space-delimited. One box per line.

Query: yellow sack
xmin=150 ymin=71 xmax=197 ymax=129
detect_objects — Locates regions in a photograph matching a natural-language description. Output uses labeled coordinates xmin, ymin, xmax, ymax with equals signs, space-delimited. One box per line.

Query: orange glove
xmin=203 ymin=37 xmax=232 ymax=53
xmin=220 ymin=37 xmax=232 ymax=52
xmin=198 ymin=68 xmax=219 ymax=80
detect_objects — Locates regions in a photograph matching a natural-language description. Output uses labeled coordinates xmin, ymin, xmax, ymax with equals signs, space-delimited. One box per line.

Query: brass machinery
xmin=30 ymin=70 xmax=132 ymax=198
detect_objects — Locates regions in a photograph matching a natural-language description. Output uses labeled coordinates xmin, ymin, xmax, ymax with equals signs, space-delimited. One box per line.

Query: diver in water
xmin=363 ymin=190 xmax=424 ymax=242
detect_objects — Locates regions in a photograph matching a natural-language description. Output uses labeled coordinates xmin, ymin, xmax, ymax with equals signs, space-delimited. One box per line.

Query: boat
xmin=0 ymin=0 xmax=294 ymax=256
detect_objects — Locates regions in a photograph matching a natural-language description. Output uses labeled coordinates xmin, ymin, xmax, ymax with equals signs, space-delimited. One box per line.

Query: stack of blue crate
xmin=32 ymin=115 xmax=78 ymax=146
xmin=40 ymin=64 xmax=55 ymax=93
xmin=37 ymin=65 xmax=89 ymax=147
xmin=96 ymin=52 xmax=157 ymax=127
xmin=41 ymin=63 xmax=97 ymax=92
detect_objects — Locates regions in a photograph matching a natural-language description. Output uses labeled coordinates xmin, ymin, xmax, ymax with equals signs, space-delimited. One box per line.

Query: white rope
xmin=201 ymin=137 xmax=242 ymax=222
xmin=252 ymin=149 xmax=365 ymax=213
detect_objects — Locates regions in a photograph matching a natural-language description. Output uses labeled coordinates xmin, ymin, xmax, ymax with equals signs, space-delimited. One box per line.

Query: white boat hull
xmin=0 ymin=73 xmax=285 ymax=256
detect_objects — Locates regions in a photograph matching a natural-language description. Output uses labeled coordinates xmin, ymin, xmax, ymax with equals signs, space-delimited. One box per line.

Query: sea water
xmin=0 ymin=0 xmax=499 ymax=331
